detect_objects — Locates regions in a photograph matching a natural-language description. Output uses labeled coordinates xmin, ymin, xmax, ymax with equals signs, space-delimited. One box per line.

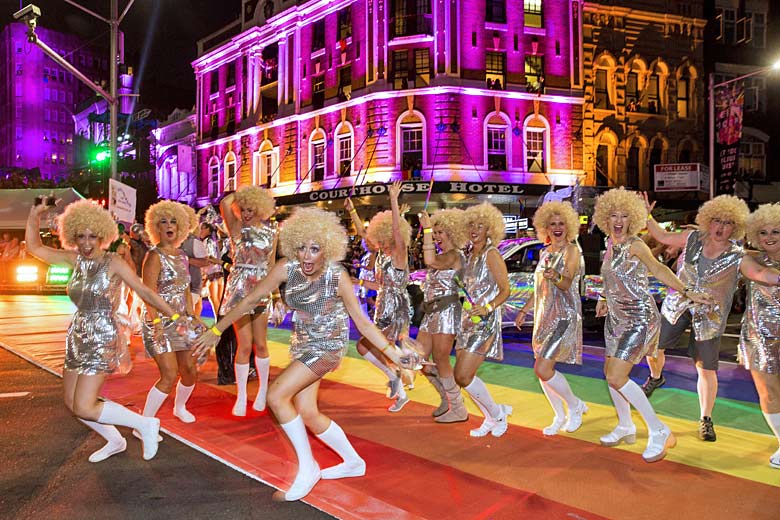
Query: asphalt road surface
xmin=0 ymin=347 xmax=334 ymax=520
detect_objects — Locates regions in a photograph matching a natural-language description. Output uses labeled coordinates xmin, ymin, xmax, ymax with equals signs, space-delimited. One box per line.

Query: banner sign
xmin=653 ymin=163 xmax=709 ymax=192
xmin=274 ymin=181 xmax=530 ymax=206
xmin=108 ymin=178 xmax=137 ymax=224
xmin=714 ymin=81 xmax=744 ymax=195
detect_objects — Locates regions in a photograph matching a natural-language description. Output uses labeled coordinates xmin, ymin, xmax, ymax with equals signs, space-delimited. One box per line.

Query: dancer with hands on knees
xmin=345 ymin=181 xmax=414 ymax=412
xmin=417 ymin=208 xmax=469 ymax=423
xmin=641 ymin=193 xmax=780 ymax=442
xmin=193 ymin=207 xmax=425 ymax=502
xmin=515 ymin=201 xmax=587 ymax=436
xmin=454 ymin=203 xmax=512 ymax=438
xmin=138 ymin=201 xmax=200 ymax=431
xmin=220 ymin=185 xmax=278 ymax=416
xmin=739 ymin=204 xmax=780 ymax=467
xmin=593 ymin=188 xmax=712 ymax=462
xmin=26 ymin=199 xmax=181 ymax=462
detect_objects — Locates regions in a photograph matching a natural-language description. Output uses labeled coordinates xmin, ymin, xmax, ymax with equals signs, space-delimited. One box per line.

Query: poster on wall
xmin=714 ymin=81 xmax=744 ymax=195
xmin=108 ymin=178 xmax=137 ymax=224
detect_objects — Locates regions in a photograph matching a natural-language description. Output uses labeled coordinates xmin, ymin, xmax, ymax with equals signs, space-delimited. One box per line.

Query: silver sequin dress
xmin=531 ymin=247 xmax=583 ymax=364
xmin=456 ymin=243 xmax=503 ymax=361
xmin=284 ymin=260 xmax=350 ymax=376
xmin=661 ymin=230 xmax=743 ymax=341
xmin=142 ymin=248 xmax=191 ymax=356
xmin=419 ymin=251 xmax=465 ymax=335
xmin=373 ymin=250 xmax=411 ymax=343
xmin=739 ymin=253 xmax=780 ymax=374
xmin=602 ymin=236 xmax=660 ymax=363
xmin=65 ymin=253 xmax=128 ymax=375
xmin=221 ymin=222 xmax=276 ymax=316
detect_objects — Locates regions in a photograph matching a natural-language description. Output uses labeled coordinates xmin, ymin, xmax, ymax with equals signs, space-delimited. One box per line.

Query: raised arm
xmin=419 ymin=211 xmax=460 ymax=271
xmin=740 ymin=254 xmax=780 ymax=286
xmin=219 ymin=193 xmax=241 ymax=238
xmin=388 ymin=181 xmax=408 ymax=270
xmin=641 ymin=192 xmax=689 ymax=248
xmin=25 ymin=204 xmax=76 ymax=266
xmin=344 ymin=197 xmax=367 ymax=241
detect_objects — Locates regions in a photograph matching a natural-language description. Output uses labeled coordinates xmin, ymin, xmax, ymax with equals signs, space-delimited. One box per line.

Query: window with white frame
xmin=255 ymin=148 xmax=278 ymax=188
xmin=677 ymin=76 xmax=690 ymax=118
xmin=337 ymin=133 xmax=353 ymax=176
xmin=487 ymin=126 xmax=507 ymax=170
xmin=224 ymin=153 xmax=237 ymax=191
xmin=401 ymin=125 xmax=423 ymax=176
xmin=526 ymin=128 xmax=545 ymax=172
xmin=749 ymin=12 xmax=766 ymax=48
xmin=312 ymin=140 xmax=326 ymax=181
xmin=524 ymin=0 xmax=543 ymax=28
xmin=208 ymin=158 xmax=220 ymax=198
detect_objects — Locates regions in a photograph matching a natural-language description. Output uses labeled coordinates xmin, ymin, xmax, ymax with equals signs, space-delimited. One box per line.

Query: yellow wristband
xmin=170 ymin=313 xmax=180 ymax=322
xmin=485 ymin=302 xmax=493 ymax=313
xmin=422 ymin=228 xmax=433 ymax=234
xmin=210 ymin=326 xmax=222 ymax=336
xmin=358 ymin=279 xmax=364 ymax=286
xmin=152 ymin=317 xmax=162 ymax=324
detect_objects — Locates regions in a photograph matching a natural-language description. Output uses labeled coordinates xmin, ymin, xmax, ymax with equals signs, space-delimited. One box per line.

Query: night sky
xmin=3 ymin=0 xmax=241 ymax=115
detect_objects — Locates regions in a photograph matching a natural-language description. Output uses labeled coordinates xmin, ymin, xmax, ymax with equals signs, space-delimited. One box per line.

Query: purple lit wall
xmin=0 ymin=23 xmax=109 ymax=179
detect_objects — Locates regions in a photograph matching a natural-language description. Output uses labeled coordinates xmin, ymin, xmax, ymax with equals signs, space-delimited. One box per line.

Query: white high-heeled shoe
xmin=643 ymin=424 xmax=676 ymax=463
xmin=542 ymin=416 xmax=567 ymax=436
xmin=770 ymin=448 xmax=780 ymax=469
xmin=564 ymin=400 xmax=588 ymax=433
xmin=599 ymin=424 xmax=637 ymax=447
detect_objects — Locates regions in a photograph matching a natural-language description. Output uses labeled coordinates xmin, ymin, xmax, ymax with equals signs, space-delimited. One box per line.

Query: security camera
xmin=13 ymin=4 xmax=41 ymax=28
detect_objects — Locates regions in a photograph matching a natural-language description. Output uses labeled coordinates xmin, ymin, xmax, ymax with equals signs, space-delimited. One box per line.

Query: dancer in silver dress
xmin=642 ymin=194 xmax=778 ymax=442
xmin=454 ymin=203 xmax=512 ymax=438
xmin=193 ymin=207 xmax=423 ymax=502
xmin=739 ymin=204 xmax=780 ymax=467
xmin=515 ymin=201 xmax=588 ymax=436
xmin=593 ymin=188 xmax=711 ymax=462
xmin=139 ymin=201 xmax=199 ymax=426
xmin=417 ymin=208 xmax=469 ymax=423
xmin=26 ymin=199 xmax=179 ymax=462
xmin=220 ymin=186 xmax=278 ymax=416
xmin=346 ymin=181 xmax=414 ymax=412
xmin=200 ymin=222 xmax=225 ymax=314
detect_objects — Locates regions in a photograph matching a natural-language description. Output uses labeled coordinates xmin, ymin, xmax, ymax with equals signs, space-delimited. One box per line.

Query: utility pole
xmin=13 ymin=1 xmax=136 ymax=181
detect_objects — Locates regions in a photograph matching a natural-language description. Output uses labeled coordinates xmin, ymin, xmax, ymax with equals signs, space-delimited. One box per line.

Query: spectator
xmin=128 ymin=223 xmax=148 ymax=277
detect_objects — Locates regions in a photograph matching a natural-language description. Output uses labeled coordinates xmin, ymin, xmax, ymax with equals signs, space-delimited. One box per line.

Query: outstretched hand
xmin=418 ymin=211 xmax=432 ymax=229
xmin=641 ymin=192 xmax=656 ymax=215
xmin=192 ymin=329 xmax=220 ymax=359
xmin=388 ymin=180 xmax=403 ymax=201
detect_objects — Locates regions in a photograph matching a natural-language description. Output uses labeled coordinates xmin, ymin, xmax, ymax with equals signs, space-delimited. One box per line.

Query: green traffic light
xmin=95 ymin=150 xmax=110 ymax=162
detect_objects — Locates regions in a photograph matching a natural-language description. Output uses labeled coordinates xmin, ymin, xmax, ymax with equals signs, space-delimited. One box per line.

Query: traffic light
xmin=95 ymin=150 xmax=109 ymax=163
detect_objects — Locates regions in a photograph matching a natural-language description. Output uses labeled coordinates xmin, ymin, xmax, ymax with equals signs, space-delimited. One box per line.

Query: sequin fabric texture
xmin=456 ymin=243 xmax=503 ymax=360
xmin=142 ymin=248 xmax=191 ymax=356
xmin=662 ymin=230 xmax=743 ymax=341
xmin=373 ymin=250 xmax=411 ymax=343
xmin=420 ymin=251 xmax=465 ymax=335
xmin=531 ymin=247 xmax=583 ymax=364
xmin=65 ymin=253 xmax=128 ymax=375
xmin=602 ymin=236 xmax=660 ymax=363
xmin=221 ymin=223 xmax=276 ymax=315
xmin=284 ymin=260 xmax=349 ymax=376
xmin=739 ymin=253 xmax=780 ymax=374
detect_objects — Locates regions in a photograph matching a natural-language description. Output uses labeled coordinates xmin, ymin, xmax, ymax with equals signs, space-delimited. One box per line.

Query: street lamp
xmin=708 ymin=59 xmax=780 ymax=199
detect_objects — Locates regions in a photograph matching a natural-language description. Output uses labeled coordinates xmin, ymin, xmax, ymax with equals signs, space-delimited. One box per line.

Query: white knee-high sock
xmin=142 ymin=386 xmax=169 ymax=417
xmin=235 ymin=363 xmax=250 ymax=402
xmin=608 ymin=386 xmax=634 ymax=427
xmin=280 ymin=415 xmax=318 ymax=472
xmin=619 ymin=380 xmax=663 ymax=431
xmin=79 ymin=418 xmax=124 ymax=443
xmin=98 ymin=401 xmax=160 ymax=460
xmin=174 ymin=382 xmax=196 ymax=423
xmin=253 ymin=356 xmax=270 ymax=411
xmin=362 ymin=351 xmax=397 ymax=381
xmin=540 ymin=380 xmax=566 ymax=419
xmin=317 ymin=421 xmax=363 ymax=464
xmin=546 ymin=371 xmax=579 ymax=410
xmin=464 ymin=377 xmax=500 ymax=419
xmin=763 ymin=412 xmax=780 ymax=446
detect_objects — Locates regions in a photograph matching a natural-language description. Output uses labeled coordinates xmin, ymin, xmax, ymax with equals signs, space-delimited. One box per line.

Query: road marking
xmin=0 ymin=391 xmax=30 ymax=398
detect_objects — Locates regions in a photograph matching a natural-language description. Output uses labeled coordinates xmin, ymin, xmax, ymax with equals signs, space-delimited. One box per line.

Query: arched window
xmin=593 ymin=53 xmax=616 ymax=110
xmin=676 ymin=64 xmax=697 ymax=119
xmin=396 ymin=110 xmax=426 ymax=178
xmin=253 ymin=139 xmax=279 ymax=188
xmin=648 ymin=137 xmax=666 ymax=190
xmin=208 ymin=156 xmax=220 ymax=199
xmin=483 ymin=112 xmax=511 ymax=171
xmin=334 ymin=122 xmax=354 ymax=177
xmin=224 ymin=151 xmax=237 ymax=191
xmin=646 ymin=60 xmax=669 ymax=114
xmin=626 ymin=135 xmax=647 ymax=188
xmin=523 ymin=114 xmax=550 ymax=173
xmin=308 ymin=128 xmax=327 ymax=182
xmin=677 ymin=139 xmax=694 ymax=163
xmin=625 ymin=58 xmax=647 ymax=112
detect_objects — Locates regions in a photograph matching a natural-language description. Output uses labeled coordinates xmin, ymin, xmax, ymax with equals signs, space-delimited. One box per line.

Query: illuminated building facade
xmin=190 ymin=0 xmax=587 ymax=207
xmin=0 ymin=23 xmax=108 ymax=179
xmin=581 ymin=1 xmax=707 ymax=194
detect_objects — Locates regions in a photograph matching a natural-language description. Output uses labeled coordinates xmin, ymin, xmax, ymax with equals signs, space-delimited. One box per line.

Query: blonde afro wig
xmin=746 ymin=203 xmax=780 ymax=249
xmin=696 ymin=194 xmax=749 ymax=241
xmin=58 ymin=200 xmax=118 ymax=250
xmin=593 ymin=187 xmax=647 ymax=237
xmin=533 ymin=201 xmax=580 ymax=243
xmin=182 ymin=204 xmax=199 ymax=232
xmin=144 ymin=200 xmax=191 ymax=246
xmin=366 ymin=210 xmax=412 ymax=250
xmin=279 ymin=207 xmax=348 ymax=262
xmin=234 ymin=185 xmax=276 ymax=220
xmin=464 ymin=202 xmax=505 ymax=245
xmin=431 ymin=208 xmax=469 ymax=249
